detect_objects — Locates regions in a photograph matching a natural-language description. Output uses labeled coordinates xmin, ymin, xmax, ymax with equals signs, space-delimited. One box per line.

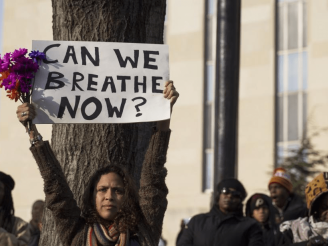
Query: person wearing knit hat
xmin=268 ymin=168 xmax=293 ymax=194
xmin=279 ymin=172 xmax=328 ymax=246
xmin=177 ymin=178 xmax=263 ymax=246
xmin=0 ymin=171 xmax=31 ymax=245
xmin=268 ymin=168 xmax=307 ymax=225
xmin=246 ymin=193 xmax=281 ymax=246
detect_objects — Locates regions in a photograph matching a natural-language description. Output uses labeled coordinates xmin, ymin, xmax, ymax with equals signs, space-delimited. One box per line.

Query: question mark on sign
xmin=132 ymin=97 xmax=147 ymax=117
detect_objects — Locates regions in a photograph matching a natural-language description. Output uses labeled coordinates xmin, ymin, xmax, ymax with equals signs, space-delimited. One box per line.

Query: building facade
xmin=0 ymin=0 xmax=53 ymax=221
xmin=1 ymin=1 xmax=328 ymax=246
xmin=163 ymin=0 xmax=328 ymax=245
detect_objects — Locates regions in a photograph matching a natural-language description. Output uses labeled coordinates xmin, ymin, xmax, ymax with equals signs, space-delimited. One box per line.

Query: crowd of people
xmin=1 ymin=81 xmax=328 ymax=246
xmin=0 ymin=171 xmax=44 ymax=246
xmin=176 ymin=168 xmax=328 ymax=246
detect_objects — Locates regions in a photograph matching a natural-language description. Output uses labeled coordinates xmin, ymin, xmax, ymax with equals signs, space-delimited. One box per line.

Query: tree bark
xmin=40 ymin=1 xmax=166 ymax=245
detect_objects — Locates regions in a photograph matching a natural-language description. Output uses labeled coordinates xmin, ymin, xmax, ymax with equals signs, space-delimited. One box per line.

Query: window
xmin=203 ymin=0 xmax=217 ymax=191
xmin=276 ymin=0 xmax=307 ymax=165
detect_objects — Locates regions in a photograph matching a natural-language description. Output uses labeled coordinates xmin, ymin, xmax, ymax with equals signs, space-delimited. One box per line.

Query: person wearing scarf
xmin=17 ymin=81 xmax=179 ymax=246
xmin=279 ymin=172 xmax=328 ymax=246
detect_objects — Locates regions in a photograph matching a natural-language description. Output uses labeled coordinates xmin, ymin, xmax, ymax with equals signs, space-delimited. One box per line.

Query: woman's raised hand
xmin=16 ymin=103 xmax=36 ymax=124
xmin=16 ymin=103 xmax=41 ymax=145
xmin=163 ymin=80 xmax=179 ymax=111
xmin=156 ymin=80 xmax=179 ymax=131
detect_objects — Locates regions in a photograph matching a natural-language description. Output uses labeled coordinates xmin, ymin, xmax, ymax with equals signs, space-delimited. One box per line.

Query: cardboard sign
xmin=31 ymin=40 xmax=170 ymax=124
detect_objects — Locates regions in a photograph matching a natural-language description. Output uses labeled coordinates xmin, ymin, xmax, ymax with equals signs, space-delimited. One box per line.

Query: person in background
xmin=246 ymin=193 xmax=280 ymax=246
xmin=176 ymin=218 xmax=190 ymax=245
xmin=28 ymin=200 xmax=44 ymax=246
xmin=268 ymin=168 xmax=307 ymax=224
xmin=177 ymin=178 xmax=263 ymax=246
xmin=158 ymin=235 xmax=167 ymax=246
xmin=0 ymin=171 xmax=30 ymax=246
xmin=279 ymin=172 xmax=328 ymax=246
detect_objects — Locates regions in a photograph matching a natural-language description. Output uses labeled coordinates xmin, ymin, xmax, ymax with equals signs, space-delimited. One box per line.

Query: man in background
xmin=268 ymin=168 xmax=307 ymax=224
xmin=28 ymin=200 xmax=44 ymax=246
xmin=177 ymin=178 xmax=263 ymax=246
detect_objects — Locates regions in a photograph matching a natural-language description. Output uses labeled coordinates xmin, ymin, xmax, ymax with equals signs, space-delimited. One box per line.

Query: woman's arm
xmin=139 ymin=80 xmax=178 ymax=242
xmin=16 ymin=104 xmax=85 ymax=246
xmin=156 ymin=80 xmax=179 ymax=131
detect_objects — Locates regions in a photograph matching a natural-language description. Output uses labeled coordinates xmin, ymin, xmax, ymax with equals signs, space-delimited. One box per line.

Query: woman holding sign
xmin=16 ymin=81 xmax=178 ymax=246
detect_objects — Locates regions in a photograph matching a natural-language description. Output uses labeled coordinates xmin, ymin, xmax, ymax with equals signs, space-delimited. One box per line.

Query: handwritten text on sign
xmin=31 ymin=40 xmax=170 ymax=124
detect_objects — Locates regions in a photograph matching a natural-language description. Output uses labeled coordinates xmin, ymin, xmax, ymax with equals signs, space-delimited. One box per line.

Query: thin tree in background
xmin=280 ymin=129 xmax=328 ymax=200
xmin=40 ymin=1 xmax=166 ymax=245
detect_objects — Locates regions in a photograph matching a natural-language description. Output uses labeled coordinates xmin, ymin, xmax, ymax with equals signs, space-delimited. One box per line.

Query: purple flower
xmin=11 ymin=48 xmax=28 ymax=60
xmin=3 ymin=53 xmax=11 ymax=62
xmin=2 ymin=73 xmax=18 ymax=90
xmin=0 ymin=47 xmax=42 ymax=101
xmin=29 ymin=50 xmax=45 ymax=64
xmin=11 ymin=56 xmax=39 ymax=74
xmin=26 ymin=59 xmax=39 ymax=72
xmin=19 ymin=76 xmax=32 ymax=93
xmin=0 ymin=59 xmax=7 ymax=72
xmin=0 ymin=53 xmax=11 ymax=72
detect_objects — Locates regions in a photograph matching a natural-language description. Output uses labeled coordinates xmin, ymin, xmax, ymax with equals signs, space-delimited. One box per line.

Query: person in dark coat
xmin=28 ymin=200 xmax=44 ymax=246
xmin=177 ymin=178 xmax=263 ymax=246
xmin=0 ymin=171 xmax=31 ymax=246
xmin=278 ymin=172 xmax=328 ymax=246
xmin=176 ymin=219 xmax=189 ymax=245
xmin=246 ymin=193 xmax=281 ymax=246
xmin=268 ymin=168 xmax=307 ymax=224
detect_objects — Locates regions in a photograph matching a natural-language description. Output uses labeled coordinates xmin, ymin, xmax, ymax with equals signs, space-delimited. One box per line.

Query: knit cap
xmin=305 ymin=172 xmax=328 ymax=216
xmin=268 ymin=168 xmax=293 ymax=193
xmin=0 ymin=171 xmax=15 ymax=191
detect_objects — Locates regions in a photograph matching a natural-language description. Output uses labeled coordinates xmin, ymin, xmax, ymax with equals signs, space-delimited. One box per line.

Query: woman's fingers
xmin=163 ymin=80 xmax=179 ymax=108
xmin=163 ymin=80 xmax=174 ymax=98
xmin=16 ymin=103 xmax=36 ymax=122
xmin=170 ymin=90 xmax=179 ymax=107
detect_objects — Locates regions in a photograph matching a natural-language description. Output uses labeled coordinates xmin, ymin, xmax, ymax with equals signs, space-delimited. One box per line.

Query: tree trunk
xmin=40 ymin=1 xmax=166 ymax=245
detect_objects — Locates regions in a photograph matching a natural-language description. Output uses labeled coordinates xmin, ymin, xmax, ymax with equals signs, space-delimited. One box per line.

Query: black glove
xmin=307 ymin=235 xmax=328 ymax=246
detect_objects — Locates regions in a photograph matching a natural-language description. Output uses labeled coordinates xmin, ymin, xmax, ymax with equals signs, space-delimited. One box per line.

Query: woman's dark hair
xmin=82 ymin=165 xmax=143 ymax=233
xmin=0 ymin=181 xmax=15 ymax=232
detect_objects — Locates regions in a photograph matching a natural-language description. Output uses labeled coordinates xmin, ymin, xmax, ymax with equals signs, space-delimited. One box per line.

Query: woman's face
xmin=252 ymin=205 xmax=269 ymax=224
xmin=94 ymin=172 xmax=125 ymax=221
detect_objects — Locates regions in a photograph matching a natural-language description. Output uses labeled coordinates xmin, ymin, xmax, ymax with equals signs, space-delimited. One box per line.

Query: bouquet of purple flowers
xmin=0 ymin=48 xmax=45 ymax=102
